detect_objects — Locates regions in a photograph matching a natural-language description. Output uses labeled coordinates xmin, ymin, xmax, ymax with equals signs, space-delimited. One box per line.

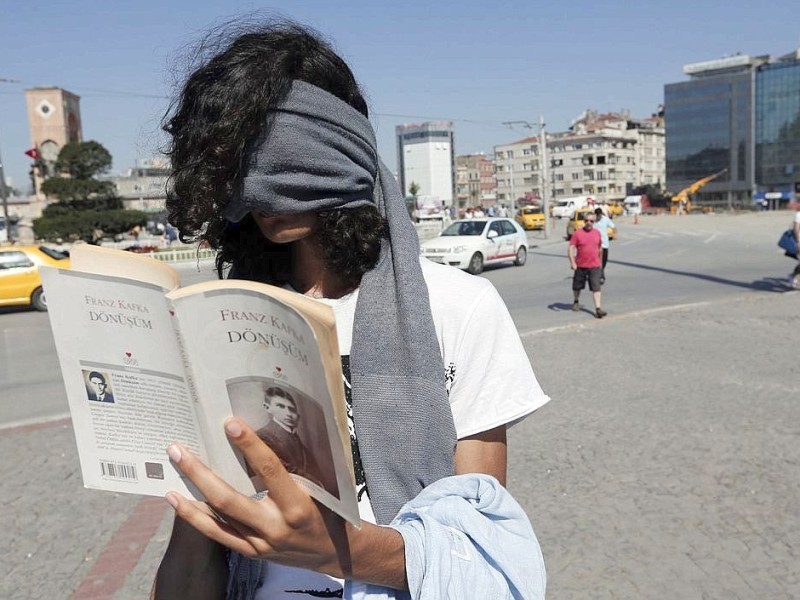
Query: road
xmin=1 ymin=210 xmax=798 ymax=598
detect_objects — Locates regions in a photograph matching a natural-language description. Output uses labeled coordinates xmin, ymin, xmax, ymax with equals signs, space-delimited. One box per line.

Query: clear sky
xmin=1 ymin=0 xmax=799 ymax=193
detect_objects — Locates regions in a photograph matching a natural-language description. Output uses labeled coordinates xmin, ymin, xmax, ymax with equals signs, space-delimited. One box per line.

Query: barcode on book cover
xmin=100 ymin=461 xmax=138 ymax=481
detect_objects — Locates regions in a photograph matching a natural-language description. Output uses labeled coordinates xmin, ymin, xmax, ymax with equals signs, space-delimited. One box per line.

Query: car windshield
xmin=523 ymin=208 xmax=542 ymax=214
xmin=38 ymin=246 xmax=69 ymax=260
xmin=441 ymin=221 xmax=487 ymax=236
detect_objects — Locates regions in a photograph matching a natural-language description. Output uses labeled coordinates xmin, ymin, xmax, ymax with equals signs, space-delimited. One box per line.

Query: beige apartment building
xmin=104 ymin=161 xmax=169 ymax=212
xmin=494 ymin=109 xmax=665 ymax=204
xmin=494 ymin=135 xmax=544 ymax=205
xmin=455 ymin=153 xmax=496 ymax=211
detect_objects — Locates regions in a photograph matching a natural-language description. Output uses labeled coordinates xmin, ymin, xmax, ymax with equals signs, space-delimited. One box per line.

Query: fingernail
xmin=167 ymin=445 xmax=182 ymax=463
xmin=225 ymin=418 xmax=243 ymax=438
xmin=165 ymin=493 xmax=179 ymax=509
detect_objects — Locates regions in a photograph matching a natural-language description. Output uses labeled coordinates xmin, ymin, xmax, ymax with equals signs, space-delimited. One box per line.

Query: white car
xmin=420 ymin=218 xmax=528 ymax=274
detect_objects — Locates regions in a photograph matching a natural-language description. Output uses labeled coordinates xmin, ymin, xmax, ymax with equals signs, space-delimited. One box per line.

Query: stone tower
xmin=25 ymin=87 xmax=83 ymax=197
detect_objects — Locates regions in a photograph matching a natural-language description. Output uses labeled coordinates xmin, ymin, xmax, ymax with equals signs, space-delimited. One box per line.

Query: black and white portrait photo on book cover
xmin=226 ymin=377 xmax=339 ymax=499
xmin=83 ymin=369 xmax=116 ymax=404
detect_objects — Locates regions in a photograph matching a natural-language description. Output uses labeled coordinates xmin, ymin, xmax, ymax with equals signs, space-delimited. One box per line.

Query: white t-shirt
xmin=255 ymin=258 xmax=550 ymax=599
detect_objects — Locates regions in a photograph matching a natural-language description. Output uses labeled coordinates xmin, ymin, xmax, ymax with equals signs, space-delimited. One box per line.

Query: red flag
xmin=24 ymin=148 xmax=40 ymax=160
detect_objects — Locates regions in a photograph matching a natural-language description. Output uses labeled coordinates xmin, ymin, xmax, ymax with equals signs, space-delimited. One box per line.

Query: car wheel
xmin=514 ymin=246 xmax=527 ymax=266
xmin=467 ymin=252 xmax=484 ymax=275
xmin=31 ymin=287 xmax=47 ymax=311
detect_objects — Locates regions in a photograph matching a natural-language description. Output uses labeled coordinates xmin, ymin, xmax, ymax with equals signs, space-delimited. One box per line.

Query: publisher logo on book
xmin=123 ymin=351 xmax=139 ymax=366
xmin=273 ymin=366 xmax=287 ymax=381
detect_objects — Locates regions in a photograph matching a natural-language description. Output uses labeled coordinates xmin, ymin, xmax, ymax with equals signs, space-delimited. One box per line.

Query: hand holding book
xmin=164 ymin=416 xmax=407 ymax=589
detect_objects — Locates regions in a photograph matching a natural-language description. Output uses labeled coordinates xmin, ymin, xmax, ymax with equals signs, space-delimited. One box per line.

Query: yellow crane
xmin=670 ymin=169 xmax=727 ymax=214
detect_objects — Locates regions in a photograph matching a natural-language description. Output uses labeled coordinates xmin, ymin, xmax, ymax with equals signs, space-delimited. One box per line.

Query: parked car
xmin=420 ymin=218 xmax=528 ymax=275
xmin=566 ymin=208 xmax=617 ymax=241
xmin=0 ymin=245 xmax=71 ymax=311
xmin=515 ymin=206 xmax=546 ymax=230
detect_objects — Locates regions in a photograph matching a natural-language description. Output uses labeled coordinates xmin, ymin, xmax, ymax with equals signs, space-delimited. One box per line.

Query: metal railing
xmin=144 ymin=247 xmax=216 ymax=262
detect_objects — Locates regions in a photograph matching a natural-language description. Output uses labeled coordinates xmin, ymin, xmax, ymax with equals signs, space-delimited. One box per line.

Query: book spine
xmin=169 ymin=302 xmax=201 ymax=407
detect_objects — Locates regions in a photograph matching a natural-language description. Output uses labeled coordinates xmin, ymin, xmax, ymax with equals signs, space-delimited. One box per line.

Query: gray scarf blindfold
xmin=226 ymin=76 xmax=455 ymax=555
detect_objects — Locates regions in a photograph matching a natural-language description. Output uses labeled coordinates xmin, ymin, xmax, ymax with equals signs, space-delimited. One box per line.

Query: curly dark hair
xmin=222 ymin=206 xmax=388 ymax=289
xmin=162 ymin=16 xmax=386 ymax=286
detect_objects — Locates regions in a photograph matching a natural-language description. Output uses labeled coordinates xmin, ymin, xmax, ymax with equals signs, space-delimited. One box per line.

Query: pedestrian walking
xmin=593 ymin=207 xmax=614 ymax=283
xmin=568 ymin=211 xmax=606 ymax=318
xmin=789 ymin=209 xmax=800 ymax=289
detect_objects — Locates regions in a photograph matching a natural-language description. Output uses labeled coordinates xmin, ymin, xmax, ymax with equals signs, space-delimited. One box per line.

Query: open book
xmin=40 ymin=245 xmax=358 ymax=526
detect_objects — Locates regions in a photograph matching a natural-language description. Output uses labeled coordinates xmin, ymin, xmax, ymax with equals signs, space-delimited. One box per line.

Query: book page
xmin=68 ymin=244 xmax=180 ymax=291
xmin=40 ymin=266 xmax=207 ymax=498
xmin=168 ymin=281 xmax=359 ymax=526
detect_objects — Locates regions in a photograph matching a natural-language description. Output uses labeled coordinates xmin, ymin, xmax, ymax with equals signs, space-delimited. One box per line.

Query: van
xmin=550 ymin=195 xmax=594 ymax=219
xmin=623 ymin=195 xmax=645 ymax=215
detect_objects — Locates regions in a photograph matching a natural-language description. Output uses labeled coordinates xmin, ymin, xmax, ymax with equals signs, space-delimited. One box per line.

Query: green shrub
xmin=34 ymin=209 xmax=148 ymax=242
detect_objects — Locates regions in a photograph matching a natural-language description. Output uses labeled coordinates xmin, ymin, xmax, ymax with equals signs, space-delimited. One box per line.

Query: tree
xmin=34 ymin=140 xmax=146 ymax=243
xmin=55 ymin=141 xmax=112 ymax=180
xmin=40 ymin=177 xmax=116 ymax=201
xmin=409 ymin=181 xmax=420 ymax=197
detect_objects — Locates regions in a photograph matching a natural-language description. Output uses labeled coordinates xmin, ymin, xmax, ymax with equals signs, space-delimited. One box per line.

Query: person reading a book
xmin=256 ymin=386 xmax=323 ymax=487
xmin=153 ymin=17 xmax=550 ymax=600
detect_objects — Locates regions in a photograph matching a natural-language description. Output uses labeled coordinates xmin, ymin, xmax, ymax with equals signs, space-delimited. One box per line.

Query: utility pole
xmin=0 ymin=137 xmax=10 ymax=242
xmin=539 ymin=116 xmax=551 ymax=239
xmin=0 ymin=79 xmax=21 ymax=243
xmin=501 ymin=120 xmax=535 ymax=221
xmin=508 ymin=162 xmax=515 ymax=219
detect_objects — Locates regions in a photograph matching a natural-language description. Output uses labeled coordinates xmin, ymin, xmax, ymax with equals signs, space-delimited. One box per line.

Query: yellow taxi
xmin=515 ymin=206 xmax=546 ymax=230
xmin=606 ymin=201 xmax=624 ymax=217
xmin=0 ymin=245 xmax=71 ymax=311
xmin=566 ymin=208 xmax=617 ymax=241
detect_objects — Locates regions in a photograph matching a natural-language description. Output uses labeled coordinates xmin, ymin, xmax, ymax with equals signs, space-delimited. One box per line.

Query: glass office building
xmin=664 ymin=56 xmax=761 ymax=207
xmin=665 ymin=51 xmax=800 ymax=207
xmin=755 ymin=56 xmax=800 ymax=197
